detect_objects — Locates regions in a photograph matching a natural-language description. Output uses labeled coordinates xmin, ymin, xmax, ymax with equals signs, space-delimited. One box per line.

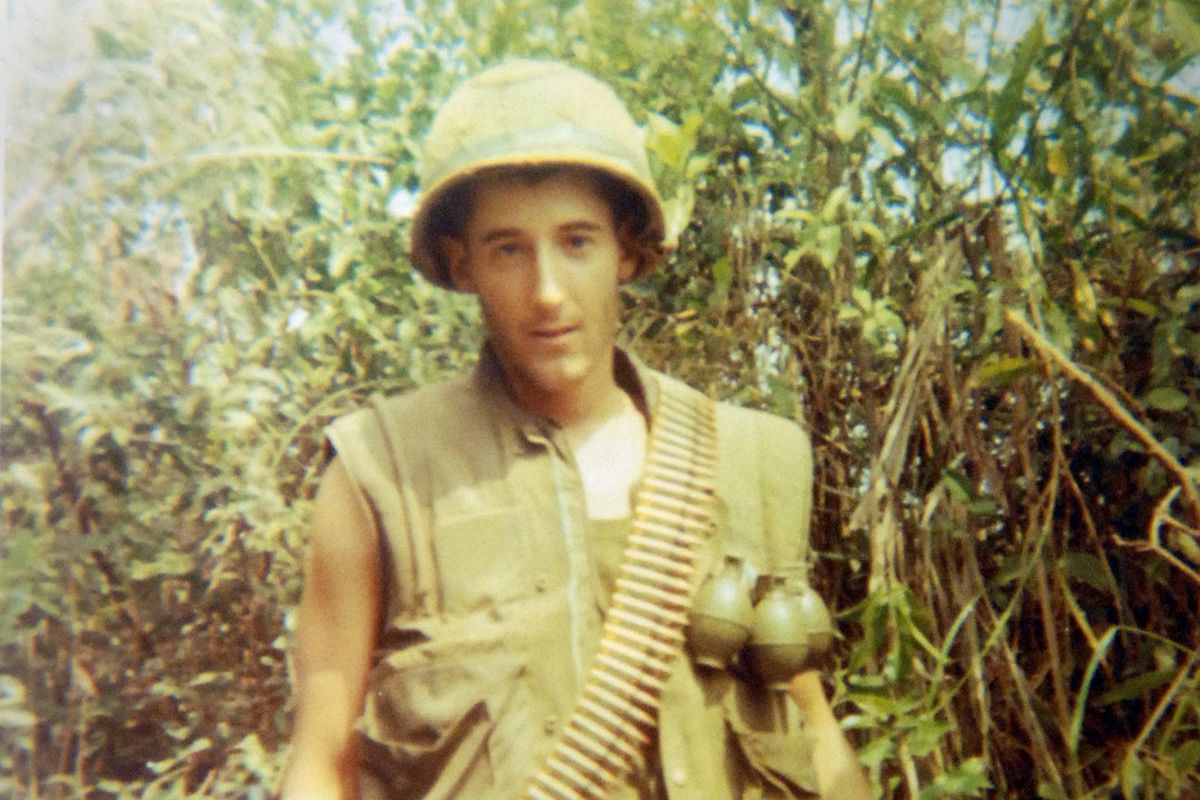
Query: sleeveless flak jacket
xmin=325 ymin=348 xmax=821 ymax=800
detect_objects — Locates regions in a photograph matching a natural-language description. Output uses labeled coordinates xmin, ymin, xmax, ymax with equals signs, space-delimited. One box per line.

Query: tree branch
xmin=137 ymin=147 xmax=395 ymax=171
xmin=1005 ymin=310 xmax=1200 ymax=526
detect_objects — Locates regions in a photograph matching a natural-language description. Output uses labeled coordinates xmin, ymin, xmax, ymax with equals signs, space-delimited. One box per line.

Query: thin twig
xmin=847 ymin=0 xmax=875 ymax=102
xmin=897 ymin=735 xmax=921 ymax=798
xmin=1060 ymin=455 xmax=1131 ymax=626
xmin=1113 ymin=532 xmax=1200 ymax=586
xmin=1149 ymin=486 xmax=1197 ymax=550
xmin=1006 ymin=309 xmax=1200 ymax=526
xmin=1014 ymin=0 xmax=1098 ymax=171
xmin=136 ymin=147 xmax=394 ymax=172
xmin=1114 ymin=487 xmax=1200 ymax=586
xmin=1116 ymin=650 xmax=1199 ymax=787
xmin=997 ymin=626 xmax=1070 ymax=796
xmin=711 ymin=11 xmax=841 ymax=152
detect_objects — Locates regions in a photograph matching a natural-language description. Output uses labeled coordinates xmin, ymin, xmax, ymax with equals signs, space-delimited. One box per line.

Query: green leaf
xmin=814 ymin=224 xmax=842 ymax=269
xmin=1071 ymin=627 xmax=1119 ymax=756
xmin=908 ymin=719 xmax=952 ymax=757
xmin=850 ymin=692 xmax=909 ymax=719
xmin=93 ymin=27 xmax=131 ymax=59
xmin=1046 ymin=140 xmax=1069 ymax=177
xmin=917 ymin=756 xmax=991 ymax=799
xmin=130 ymin=551 xmax=196 ymax=581
xmin=1043 ymin=299 xmax=1074 ymax=352
xmin=685 ymin=152 xmax=712 ymax=180
xmin=783 ymin=247 xmax=806 ymax=272
xmin=991 ymin=16 xmax=1044 ymax=151
xmin=662 ymin=184 xmax=696 ymax=242
xmin=1058 ymin=552 xmax=1116 ymax=593
xmin=1036 ymin=781 xmax=1069 ymax=800
xmin=646 ymin=112 xmax=700 ymax=172
xmin=856 ymin=735 xmax=895 ymax=769
xmin=1174 ymin=739 xmax=1200 ymax=779
xmin=1128 ymin=132 xmax=1187 ymax=168
xmin=708 ymin=256 xmax=733 ymax=305
xmin=971 ymin=356 xmax=1037 ymax=388
xmin=847 ymin=676 xmax=888 ymax=694
xmin=1121 ymin=755 xmax=1145 ymax=797
xmin=820 ymin=186 xmax=852 ymax=223
xmin=768 ymin=379 xmax=796 ymax=418
xmin=1144 ymin=387 xmax=1189 ymax=412
xmin=189 ymin=671 xmax=224 ymax=687
xmin=941 ymin=468 xmax=974 ymax=503
xmin=1097 ymin=668 xmax=1176 ymax=706
xmin=1124 ymin=298 xmax=1158 ymax=317
xmin=327 ymin=233 xmax=363 ymax=280
xmin=967 ymin=497 xmax=1000 ymax=517
xmin=1165 ymin=1 xmax=1200 ymax=56
xmin=235 ymin=733 xmax=270 ymax=775
xmin=834 ymin=103 xmax=861 ymax=144
xmin=849 ymin=596 xmax=889 ymax=671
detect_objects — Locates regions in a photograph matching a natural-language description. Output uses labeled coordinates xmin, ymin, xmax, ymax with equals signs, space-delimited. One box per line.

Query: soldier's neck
xmin=509 ymin=356 xmax=628 ymax=429
xmin=563 ymin=388 xmax=647 ymax=520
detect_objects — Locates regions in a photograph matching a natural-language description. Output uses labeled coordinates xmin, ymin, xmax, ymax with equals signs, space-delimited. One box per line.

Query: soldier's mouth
xmin=531 ymin=324 xmax=579 ymax=340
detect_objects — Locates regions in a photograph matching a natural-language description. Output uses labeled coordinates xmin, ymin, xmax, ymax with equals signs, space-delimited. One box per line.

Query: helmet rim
xmin=409 ymin=59 xmax=670 ymax=290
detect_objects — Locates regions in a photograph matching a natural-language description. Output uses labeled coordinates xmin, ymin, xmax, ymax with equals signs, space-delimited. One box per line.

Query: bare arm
xmin=281 ymin=458 xmax=382 ymax=800
xmin=788 ymin=670 xmax=872 ymax=800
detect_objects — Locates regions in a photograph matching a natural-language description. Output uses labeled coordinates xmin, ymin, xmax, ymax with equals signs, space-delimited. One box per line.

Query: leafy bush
xmin=4 ymin=0 xmax=1198 ymax=797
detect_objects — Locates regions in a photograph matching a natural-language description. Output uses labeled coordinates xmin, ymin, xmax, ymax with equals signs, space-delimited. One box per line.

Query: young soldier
xmin=282 ymin=60 xmax=870 ymax=800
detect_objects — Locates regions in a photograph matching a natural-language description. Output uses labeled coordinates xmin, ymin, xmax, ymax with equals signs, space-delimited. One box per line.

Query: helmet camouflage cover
xmin=409 ymin=59 xmax=669 ymax=289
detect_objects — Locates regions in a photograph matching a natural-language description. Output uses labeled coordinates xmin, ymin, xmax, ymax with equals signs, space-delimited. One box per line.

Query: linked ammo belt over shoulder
xmin=522 ymin=384 xmax=717 ymax=800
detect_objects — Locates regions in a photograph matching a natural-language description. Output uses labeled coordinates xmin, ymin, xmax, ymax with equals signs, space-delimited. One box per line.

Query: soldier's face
xmin=446 ymin=170 xmax=636 ymax=414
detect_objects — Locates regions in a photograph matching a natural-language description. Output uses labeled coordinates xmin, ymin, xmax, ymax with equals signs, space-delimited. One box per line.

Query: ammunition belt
xmin=522 ymin=385 xmax=717 ymax=800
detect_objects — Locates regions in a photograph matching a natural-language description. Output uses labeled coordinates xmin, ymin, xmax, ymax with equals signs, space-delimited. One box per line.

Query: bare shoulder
xmin=307 ymin=456 xmax=378 ymax=564
xmin=293 ymin=455 xmax=382 ymax=658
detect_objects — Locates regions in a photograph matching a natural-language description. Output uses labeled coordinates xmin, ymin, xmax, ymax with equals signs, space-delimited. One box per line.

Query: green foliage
xmin=4 ymin=0 xmax=1199 ymax=797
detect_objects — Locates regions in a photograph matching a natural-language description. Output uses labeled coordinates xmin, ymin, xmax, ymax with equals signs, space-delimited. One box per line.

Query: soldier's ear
xmin=442 ymin=237 xmax=476 ymax=292
xmin=617 ymin=249 xmax=637 ymax=283
xmin=616 ymin=219 xmax=639 ymax=283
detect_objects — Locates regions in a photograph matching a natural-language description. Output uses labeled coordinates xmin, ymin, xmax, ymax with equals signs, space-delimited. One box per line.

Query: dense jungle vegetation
xmin=3 ymin=0 xmax=1198 ymax=796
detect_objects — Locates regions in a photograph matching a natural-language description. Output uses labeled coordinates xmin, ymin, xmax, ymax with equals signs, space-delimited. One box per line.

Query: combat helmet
xmin=410 ymin=59 xmax=669 ymax=290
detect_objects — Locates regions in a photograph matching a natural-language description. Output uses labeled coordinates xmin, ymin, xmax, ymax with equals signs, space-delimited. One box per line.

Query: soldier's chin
xmin=520 ymin=358 xmax=595 ymax=394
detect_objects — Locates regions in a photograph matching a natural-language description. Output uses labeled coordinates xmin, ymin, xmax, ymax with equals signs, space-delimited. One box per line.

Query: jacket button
xmin=534 ymin=575 xmax=549 ymax=592
xmin=543 ymin=716 xmax=558 ymax=734
xmin=671 ymin=768 xmax=687 ymax=786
